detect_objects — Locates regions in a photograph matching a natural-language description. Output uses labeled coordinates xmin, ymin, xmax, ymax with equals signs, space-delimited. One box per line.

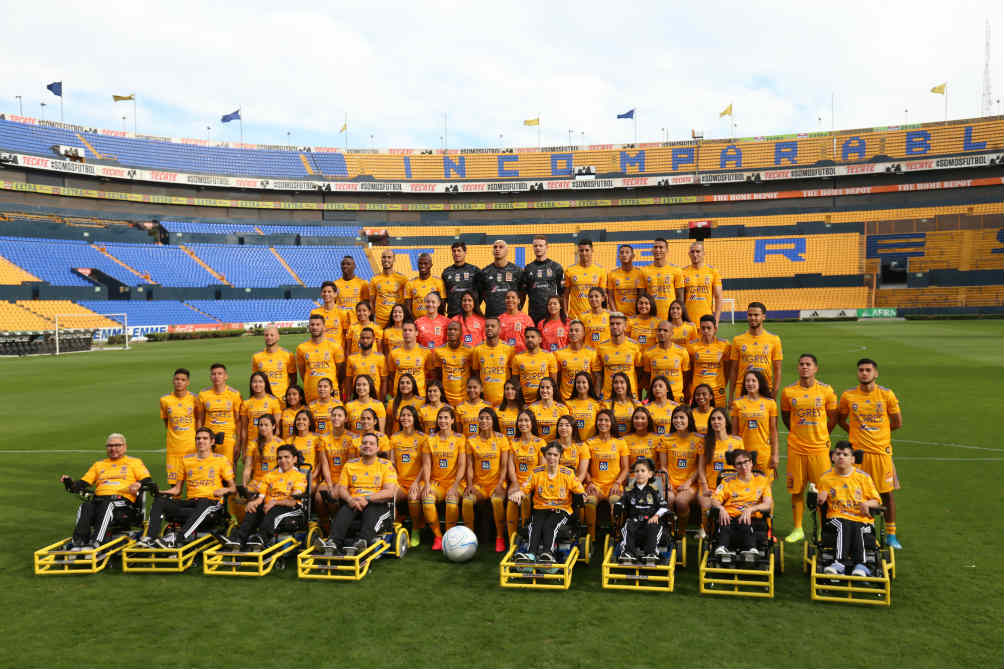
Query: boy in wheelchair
xmin=613 ymin=457 xmax=670 ymax=565
xmin=813 ymin=441 xmax=882 ymax=577
xmin=708 ymin=449 xmax=773 ymax=564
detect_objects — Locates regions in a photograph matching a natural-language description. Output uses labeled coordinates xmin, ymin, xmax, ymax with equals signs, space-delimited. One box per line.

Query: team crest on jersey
xmin=741 ymin=345 xmax=747 ymax=351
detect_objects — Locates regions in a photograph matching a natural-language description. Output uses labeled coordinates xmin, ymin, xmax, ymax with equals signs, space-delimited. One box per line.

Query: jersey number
xmin=677 ymin=458 xmax=688 ymax=469
xmin=481 ymin=461 xmax=491 ymax=470
xmin=519 ymin=463 xmax=528 ymax=472
xmin=438 ymin=458 xmax=448 ymax=469
xmin=401 ymin=454 xmax=411 ymax=463
xmin=599 ymin=461 xmax=609 ymax=471
xmin=747 ymin=419 xmax=758 ymax=429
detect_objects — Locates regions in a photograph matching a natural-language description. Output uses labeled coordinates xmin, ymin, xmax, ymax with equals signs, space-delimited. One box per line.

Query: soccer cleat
xmin=785 ymin=527 xmax=805 ymax=543
xmin=410 ymin=533 xmax=421 ymax=548
xmin=431 ymin=536 xmax=443 ymax=551
xmin=852 ymin=563 xmax=871 ymax=577
xmin=495 ymin=536 xmax=506 ymax=553
xmin=823 ymin=561 xmax=845 ymax=575
xmin=886 ymin=534 xmax=903 ymax=549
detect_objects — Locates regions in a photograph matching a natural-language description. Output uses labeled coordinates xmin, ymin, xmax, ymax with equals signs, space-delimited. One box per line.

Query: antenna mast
xmin=982 ymin=19 xmax=993 ymax=116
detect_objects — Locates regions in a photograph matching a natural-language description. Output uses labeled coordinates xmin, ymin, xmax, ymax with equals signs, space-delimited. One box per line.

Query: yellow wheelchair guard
xmin=697 ymin=537 xmax=782 ymax=599
xmin=203 ymin=523 xmax=316 ymax=576
xmin=499 ymin=542 xmax=580 ymax=590
xmin=297 ymin=523 xmax=408 ymax=581
xmin=122 ymin=534 xmax=218 ymax=573
xmin=600 ymin=535 xmax=677 ymax=592
xmin=34 ymin=535 xmax=134 ymax=576
xmin=803 ymin=541 xmax=893 ymax=606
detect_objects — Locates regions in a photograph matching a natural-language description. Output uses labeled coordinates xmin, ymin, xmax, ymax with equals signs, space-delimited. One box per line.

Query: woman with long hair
xmin=660 ymin=404 xmax=702 ymax=537
xmin=583 ymin=409 xmax=628 ymax=541
xmin=667 ymin=299 xmax=698 ymax=346
xmin=455 ymin=376 xmax=491 ymax=439
xmin=580 ymin=287 xmax=610 ymax=349
xmin=645 ymin=375 xmax=679 ymax=437
xmin=417 ymin=379 xmax=445 ymax=435
xmin=450 ymin=290 xmax=485 ymax=348
xmin=549 ymin=414 xmax=589 ymax=484
xmin=606 ymin=372 xmax=639 ymax=437
xmin=382 ymin=303 xmax=411 ymax=354
xmin=421 ymin=406 xmax=467 ymax=550
xmin=279 ymin=384 xmax=306 ymax=439
xmin=506 ymin=409 xmax=545 ymax=540
xmin=496 ymin=379 xmax=524 ymax=440
xmin=498 ymin=290 xmax=534 ymax=353
xmin=730 ymin=370 xmax=779 ymax=477
xmin=346 ymin=374 xmax=386 ymax=433
xmin=346 ymin=301 xmax=385 ymax=356
xmin=463 ymin=407 xmax=510 ymax=552
xmin=390 ymin=404 xmax=428 ymax=547
xmin=624 ymin=406 xmax=661 ymax=464
xmin=526 ymin=376 xmax=569 ymax=440
xmin=566 ymin=371 xmax=603 ymax=440
xmin=241 ymin=371 xmax=280 ymax=453
xmin=415 ymin=291 xmax=450 ymax=350
xmin=390 ymin=373 xmax=423 ymax=433
xmin=537 ymin=295 xmax=569 ymax=353
xmin=697 ymin=407 xmax=742 ymax=538
xmin=690 ymin=383 xmax=715 ymax=434
xmin=627 ymin=293 xmax=659 ymax=351
xmin=242 ymin=413 xmax=282 ymax=492
xmin=307 ymin=377 xmax=341 ymax=438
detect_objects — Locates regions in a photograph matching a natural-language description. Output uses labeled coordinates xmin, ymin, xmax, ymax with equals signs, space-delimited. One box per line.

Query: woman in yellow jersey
xmin=389 ymin=373 xmax=424 ymax=433
xmin=463 ymin=407 xmax=511 ymax=552
xmin=346 ymin=301 xmax=384 ymax=356
xmin=242 ymin=414 xmax=283 ymax=493
xmin=645 ymin=376 xmax=679 ymax=436
xmin=667 ymin=300 xmax=698 ymax=346
xmin=550 ymin=415 xmax=589 ymax=483
xmin=496 ymin=379 xmax=524 ymax=440
xmin=455 ymin=377 xmax=490 ymax=440
xmin=308 ymin=377 xmax=341 ymax=438
xmin=279 ymin=384 xmax=306 ymax=439
xmin=289 ymin=409 xmax=330 ymax=510
xmin=624 ymin=406 xmax=662 ymax=465
xmin=390 ymin=405 xmax=427 ymax=547
xmin=584 ymin=409 xmax=629 ymax=540
xmin=507 ymin=409 xmax=546 ymax=540
xmin=659 ymin=405 xmax=703 ymax=536
xmin=606 ymin=372 xmax=640 ymax=437
xmin=382 ymin=303 xmax=409 ymax=354
xmin=351 ymin=408 xmax=391 ymax=455
xmin=316 ymin=405 xmax=355 ymax=533
xmin=697 ymin=408 xmax=742 ymax=537
xmin=421 ymin=406 xmax=467 ymax=550
xmin=690 ymin=383 xmax=715 ymax=434
xmin=241 ymin=372 xmax=281 ymax=451
xmin=729 ymin=370 xmax=779 ymax=477
xmin=566 ymin=371 xmax=603 ymax=440
xmin=580 ymin=287 xmax=611 ymax=349
xmin=346 ymin=374 xmax=387 ymax=433
xmin=526 ymin=376 xmax=569 ymax=440
xmin=627 ymin=293 xmax=659 ymax=351
xmin=416 ymin=379 xmax=445 ymax=435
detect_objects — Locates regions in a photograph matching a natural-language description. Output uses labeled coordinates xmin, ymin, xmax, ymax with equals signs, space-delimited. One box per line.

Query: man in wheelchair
xmin=221 ymin=444 xmax=308 ymax=552
xmin=59 ymin=433 xmax=153 ymax=550
xmin=318 ymin=432 xmax=398 ymax=556
xmin=814 ymin=441 xmax=882 ymax=577
xmin=136 ymin=427 xmax=235 ymax=548
xmin=613 ymin=457 xmax=670 ymax=565
xmin=708 ymin=449 xmax=773 ymax=564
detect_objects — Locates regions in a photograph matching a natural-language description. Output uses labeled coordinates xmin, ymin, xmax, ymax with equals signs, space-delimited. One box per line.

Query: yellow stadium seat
xmin=15 ymin=301 xmax=121 ymax=329
xmin=0 ymin=302 xmax=54 ymax=331
xmin=0 ymin=255 xmax=41 ymax=284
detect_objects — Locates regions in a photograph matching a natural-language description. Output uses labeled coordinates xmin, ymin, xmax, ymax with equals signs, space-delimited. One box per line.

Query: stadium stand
xmin=79 ymin=300 xmax=220 ymax=326
xmin=183 ymin=244 xmax=299 ymax=287
xmin=0 ymin=301 xmax=55 ymax=331
xmin=99 ymin=243 xmax=220 ymax=287
xmin=0 ymin=237 xmax=151 ymax=286
xmin=185 ymin=298 xmax=319 ymax=323
xmin=0 ymin=256 xmax=41 ymax=284
xmin=15 ymin=300 xmax=121 ymax=329
xmin=272 ymin=246 xmax=372 ymax=286
xmin=160 ymin=220 xmax=361 ymax=238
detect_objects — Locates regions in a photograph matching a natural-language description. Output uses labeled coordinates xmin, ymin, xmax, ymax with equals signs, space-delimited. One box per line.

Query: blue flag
xmin=616 ymin=108 xmax=635 ymax=119
xmin=221 ymin=109 xmax=241 ymax=123
xmin=46 ymin=81 xmax=63 ymax=97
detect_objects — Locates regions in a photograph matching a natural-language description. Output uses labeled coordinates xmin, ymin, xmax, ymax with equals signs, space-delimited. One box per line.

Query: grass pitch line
xmin=895 ymin=439 xmax=1000 ymax=452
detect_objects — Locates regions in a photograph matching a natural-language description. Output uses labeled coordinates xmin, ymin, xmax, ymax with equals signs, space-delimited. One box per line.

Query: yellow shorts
xmin=588 ymin=480 xmax=622 ymax=500
xmin=165 ymin=452 xmax=192 ymax=485
xmin=860 ymin=452 xmax=899 ymax=494
xmin=467 ymin=481 xmax=507 ymax=499
xmin=215 ymin=434 xmax=237 ymax=462
xmin=786 ymin=451 xmax=831 ymax=493
xmin=423 ymin=479 xmax=465 ymax=503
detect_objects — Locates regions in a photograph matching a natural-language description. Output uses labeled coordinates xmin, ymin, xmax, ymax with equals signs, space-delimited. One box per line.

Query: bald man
xmin=370 ymin=248 xmax=408 ymax=326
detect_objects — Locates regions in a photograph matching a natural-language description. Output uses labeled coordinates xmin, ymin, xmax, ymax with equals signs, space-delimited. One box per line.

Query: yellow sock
xmin=584 ymin=501 xmax=598 ymax=540
xmin=423 ymin=499 xmax=441 ymax=537
xmin=408 ymin=499 xmax=424 ymax=530
xmin=490 ymin=497 xmax=506 ymax=539
xmin=792 ymin=495 xmax=804 ymax=528
xmin=461 ymin=498 xmax=476 ymax=529
xmin=445 ymin=501 xmax=460 ymax=530
xmin=886 ymin=522 xmax=897 ymax=535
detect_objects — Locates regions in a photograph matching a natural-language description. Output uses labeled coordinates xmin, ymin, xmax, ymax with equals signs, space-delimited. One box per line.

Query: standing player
xmin=472 ymin=317 xmax=514 ymax=407
xmin=681 ymin=241 xmax=722 ymax=325
xmin=370 ymin=248 xmax=408 ymax=326
xmin=642 ymin=237 xmax=683 ymax=321
xmin=838 ymin=358 xmax=903 ymax=549
xmin=596 ymin=312 xmax=642 ymax=402
xmin=730 ymin=370 xmax=779 ymax=477
xmin=451 ymin=291 xmax=486 ymax=348
xmin=563 ymin=238 xmax=606 ymax=320
xmin=415 ymin=292 xmax=450 ymax=350
xmin=344 ymin=327 xmax=388 ymax=401
xmin=687 ymin=315 xmax=732 ymax=407
xmin=499 ymin=289 xmax=534 ymax=353
xmin=297 ymin=314 xmax=345 ymax=404
xmin=160 ymin=368 xmax=197 ymax=487
xmin=728 ymin=302 xmax=783 ymax=405
xmin=404 ymin=253 xmax=446 ymax=320
xmin=433 ymin=321 xmax=474 ymax=407
xmin=478 ymin=239 xmax=524 ymax=319
xmin=627 ymin=293 xmax=659 ymax=351
xmin=387 ymin=321 xmax=432 ymax=398
xmin=583 ymin=410 xmax=629 ymax=541
xmin=344 ymin=301 xmax=384 ymax=357
xmin=241 ymin=372 xmax=281 ymax=454
xmin=311 ymin=281 xmax=349 ymax=349
xmin=580 ymin=287 xmax=611 ymax=349
xmin=667 ymin=301 xmax=698 ymax=346
xmin=555 ymin=320 xmax=599 ymax=401
xmin=335 ymin=255 xmax=370 ymax=321
xmin=537 ymin=296 xmax=569 ymax=352
xmin=641 ymin=320 xmax=690 ymax=402
xmin=607 ymin=244 xmax=646 ymax=316
xmin=389 ymin=405 xmax=427 ymax=547
xmin=196 ymin=363 xmax=243 ymax=467
xmin=780 ymin=354 xmax=838 ymax=543
xmin=510 ymin=327 xmax=558 ymax=404
xmin=251 ymin=326 xmax=296 ymax=408
xmin=441 ymin=241 xmax=481 ymax=318
xmin=521 ymin=235 xmax=563 ymax=325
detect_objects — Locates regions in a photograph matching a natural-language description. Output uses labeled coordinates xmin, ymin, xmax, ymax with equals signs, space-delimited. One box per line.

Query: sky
xmin=2 ymin=0 xmax=1001 ymax=150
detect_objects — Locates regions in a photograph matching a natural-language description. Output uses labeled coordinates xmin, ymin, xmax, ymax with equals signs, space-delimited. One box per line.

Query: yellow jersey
xmin=455 ymin=399 xmax=491 ymax=439
xmin=296 ymin=339 xmax=345 ymax=403
xmin=324 ymin=431 xmax=358 ymax=483
xmin=280 ymin=405 xmax=307 ymax=439
xmin=179 ymin=453 xmax=234 ymax=500
xmin=556 ymin=441 xmax=587 ymax=472
xmin=645 ymin=400 xmax=679 ymax=437
xmin=660 ymin=432 xmax=702 ymax=486
xmin=345 ymin=351 xmax=388 ymax=398
xmin=334 ymin=276 xmax=369 ymax=314
xmin=781 ymin=381 xmax=838 ymax=454
xmin=497 ymin=406 xmax=520 ymax=440
xmin=586 ymin=436 xmax=628 ymax=486
xmin=345 ymin=322 xmax=385 ymax=357
xmin=251 ymin=348 xmax=295 ymax=403
xmin=730 ymin=395 xmax=777 ymax=467
xmin=642 ymin=263 xmax=683 ymax=320
xmin=404 ymin=275 xmax=446 ymax=319
xmin=424 ymin=433 xmax=466 ymax=484
xmin=579 ymin=310 xmax=611 ymax=349
xmin=433 ymin=345 xmax=474 ymax=406
xmin=597 ymin=339 xmax=642 ymax=400
xmin=510 ymin=436 xmax=546 ymax=484
xmin=160 ymin=391 xmax=197 ymax=456
xmin=642 ymin=344 xmax=690 ymax=401
xmin=240 ymin=394 xmax=281 ymax=444
xmin=308 ymin=398 xmax=343 ymax=437
xmin=687 ymin=338 xmax=731 ymax=396
xmin=626 ymin=315 xmax=659 ymax=351
xmin=346 ymin=398 xmax=387 ymax=433
xmin=417 ymin=402 xmax=446 ymax=435
xmin=681 ymin=264 xmax=722 ymax=322
xmin=510 ymin=349 xmax=558 ymax=403
xmin=384 ymin=326 xmax=404 ymax=353
xmin=607 ymin=398 xmax=640 ymax=437
xmin=564 ymin=263 xmax=607 ymax=320
xmin=247 ymin=436 xmax=284 ymax=483
xmin=81 ymin=456 xmax=151 ymax=502
xmin=692 ymin=407 xmax=712 ymax=435
xmin=339 ymin=457 xmax=398 ymax=497
xmin=713 ymin=473 xmax=772 ymax=518
xmin=388 ymin=345 xmax=431 ymax=397
xmin=818 ymin=467 xmax=881 ymax=524
xmin=197 ymin=386 xmax=242 ymax=439
xmin=290 ymin=433 xmax=326 ymax=472
xmin=566 ymin=398 xmax=603 ymax=440
xmin=623 ymin=432 xmax=661 ymax=462
xmin=554 ymin=346 xmax=599 ymax=401
xmin=471 ymin=342 xmax=514 ymax=407
xmin=704 ymin=434 xmax=742 ymax=489
xmin=606 ymin=266 xmax=646 ymax=316
xmin=466 ymin=433 xmax=510 ymax=489
xmin=521 ymin=466 xmax=585 ymax=514
xmin=838 ymin=386 xmax=901 ymax=455
xmin=527 ymin=401 xmax=570 ymax=439
xmin=310 ymin=305 xmax=349 ymax=348
xmin=350 ymin=432 xmax=391 ymax=457
xmin=731 ymin=330 xmax=783 ymax=391
xmin=390 ymin=431 xmax=427 ymax=484
xmin=261 ymin=467 xmax=308 ymax=504
xmin=370 ymin=272 xmax=408 ymax=325
xmin=668 ymin=321 xmax=698 ymax=347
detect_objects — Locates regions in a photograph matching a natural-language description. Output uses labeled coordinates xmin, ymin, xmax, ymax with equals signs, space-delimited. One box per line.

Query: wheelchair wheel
xmin=773 ymin=542 xmax=783 ymax=574
xmin=395 ymin=527 xmax=409 ymax=558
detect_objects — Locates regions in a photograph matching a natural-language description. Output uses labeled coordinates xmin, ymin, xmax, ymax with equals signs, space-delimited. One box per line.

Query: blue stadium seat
xmin=160 ymin=220 xmax=360 ymax=238
xmin=272 ymin=246 xmax=372 ymax=286
xmin=0 ymin=236 xmax=145 ymax=286
xmin=79 ymin=300 xmax=220 ymax=326
xmin=184 ymin=244 xmax=295 ymax=288
xmin=184 ymin=298 xmax=318 ymax=323
xmin=101 ymin=243 xmax=220 ymax=287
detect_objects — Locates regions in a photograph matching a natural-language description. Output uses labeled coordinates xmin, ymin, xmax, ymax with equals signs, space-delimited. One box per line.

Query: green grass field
xmin=2 ymin=320 xmax=1002 ymax=669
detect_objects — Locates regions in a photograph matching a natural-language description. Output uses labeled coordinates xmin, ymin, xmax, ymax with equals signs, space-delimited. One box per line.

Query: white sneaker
xmin=823 ymin=561 xmax=845 ymax=575
xmin=741 ymin=548 xmax=761 ymax=562
xmin=851 ymin=563 xmax=871 ymax=577
xmin=714 ymin=545 xmax=729 ymax=556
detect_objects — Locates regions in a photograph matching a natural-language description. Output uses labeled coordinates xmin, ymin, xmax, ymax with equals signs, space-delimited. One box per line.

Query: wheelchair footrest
xmin=122 ymin=534 xmax=216 ymax=573
xmin=698 ymin=550 xmax=776 ymax=598
xmin=203 ymin=536 xmax=299 ymax=576
xmin=809 ymin=556 xmax=891 ymax=606
xmin=499 ymin=545 xmax=579 ymax=590
xmin=601 ymin=545 xmax=677 ymax=592
xmin=34 ymin=535 xmax=133 ymax=575
xmin=297 ymin=539 xmax=391 ymax=580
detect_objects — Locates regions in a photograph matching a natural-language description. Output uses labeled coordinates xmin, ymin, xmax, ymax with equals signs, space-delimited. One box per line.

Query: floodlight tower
xmin=982 ymin=19 xmax=993 ymax=116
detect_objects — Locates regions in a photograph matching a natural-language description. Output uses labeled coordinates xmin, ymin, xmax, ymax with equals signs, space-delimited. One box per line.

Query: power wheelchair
xmin=499 ymin=493 xmax=592 ymax=590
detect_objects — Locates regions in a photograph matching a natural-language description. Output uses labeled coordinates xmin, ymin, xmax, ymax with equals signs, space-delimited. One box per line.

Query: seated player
xmin=614 ymin=457 xmax=669 ymax=565
xmin=59 ymin=433 xmax=153 ymax=550
xmin=817 ymin=441 xmax=883 ymax=577
xmin=421 ymin=406 xmax=467 ymax=550
xmin=584 ymin=409 xmax=629 ymax=541
xmin=509 ymin=442 xmax=586 ymax=562
xmin=463 ymin=408 xmax=511 ymax=552
xmin=138 ymin=427 xmax=236 ymax=548
xmin=709 ymin=449 xmax=773 ymax=562
xmin=320 ymin=433 xmax=399 ymax=556
xmin=222 ymin=444 xmax=308 ymax=551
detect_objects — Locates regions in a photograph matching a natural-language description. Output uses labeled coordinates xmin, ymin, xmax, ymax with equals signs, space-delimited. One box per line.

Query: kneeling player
xmin=710 ymin=450 xmax=773 ymax=561
xmin=817 ymin=441 xmax=882 ymax=577
xmin=138 ymin=427 xmax=235 ymax=548
xmin=222 ymin=445 xmax=307 ymax=551
xmin=614 ymin=457 xmax=669 ymax=564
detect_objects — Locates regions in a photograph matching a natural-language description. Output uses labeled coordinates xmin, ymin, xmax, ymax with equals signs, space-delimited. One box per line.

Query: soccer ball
xmin=441 ymin=526 xmax=478 ymax=562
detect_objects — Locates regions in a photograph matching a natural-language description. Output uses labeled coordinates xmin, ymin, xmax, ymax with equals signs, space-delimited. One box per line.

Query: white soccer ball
xmin=442 ymin=525 xmax=478 ymax=562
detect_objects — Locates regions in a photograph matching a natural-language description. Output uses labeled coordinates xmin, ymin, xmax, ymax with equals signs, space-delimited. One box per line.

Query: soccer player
xmin=614 ymin=457 xmax=669 ymax=564
xmin=607 ymin=244 xmax=646 ymax=316
xmin=344 ymin=301 xmax=384 ymax=357
xmin=383 ymin=303 xmax=409 ymax=352
xmin=584 ymin=409 xmax=629 ymax=541
xmin=607 ymin=372 xmax=640 ymax=437
xmin=222 ymin=444 xmax=308 ymax=551
xmin=472 ymin=316 xmax=513 ymax=407
xmin=697 ymin=408 xmax=742 ymax=537
xmin=396 ymin=374 xmax=430 ymax=433
xmin=520 ymin=235 xmax=563 ymax=325
xmin=433 ymin=322 xmax=474 ymax=406
xmin=597 ymin=312 xmax=642 ymax=401
xmin=289 ymin=409 xmax=329 ymax=495
xmin=319 ymin=432 xmax=399 ymax=555
xmin=137 ymin=427 xmax=236 ymax=548
xmin=161 ymin=368 xmax=197 ymax=487
xmin=316 ymin=405 xmax=355 ymax=531
xmin=389 ymin=405 xmax=427 ymax=547
xmin=623 ymin=406 xmax=661 ymax=463
xmin=838 ymin=358 xmax=903 ymax=549
xmin=537 ymin=296 xmax=569 ymax=353
xmin=566 ymin=371 xmax=604 ymax=441
xmin=370 ymin=248 xmax=408 ymax=326
xmin=311 ymin=281 xmax=349 ymax=349
xmin=421 ymin=406 xmax=467 ymax=550
xmin=687 ymin=315 xmax=732 ymax=407
xmin=642 ymin=237 xmax=683 ymax=321
xmin=563 ymin=238 xmax=606 ymax=320
xmin=730 ymin=370 xmax=779 ymax=477
xmin=728 ymin=302 xmax=783 ymax=405
xmin=60 ymin=433 xmax=153 ymax=550
xmin=681 ymin=241 xmax=722 ymax=325
xmin=551 ymin=414 xmax=590 ymax=483
xmin=641 ymin=320 xmax=690 ymax=402
xmin=526 ymin=376 xmax=569 ymax=439
xmin=388 ymin=321 xmax=432 ymax=398
xmin=667 ymin=300 xmax=698 ymax=346
xmin=196 ymin=363 xmax=243 ymax=466
xmin=463 ymin=407 xmax=511 ymax=552
xmin=478 ymin=239 xmax=524 ymax=319
xmin=405 ymin=252 xmax=446 ymax=319
xmin=441 ymin=241 xmax=480 ymax=318
xmin=243 ymin=414 xmax=283 ymax=492
xmin=450 ymin=291 xmax=486 ymax=348
xmin=690 ymin=384 xmax=714 ymax=434
xmin=555 ymin=320 xmax=600 ymax=401
xmin=780 ymin=353 xmax=838 ymax=543
xmin=499 ymin=289 xmax=534 ymax=353
xmin=496 ymin=381 xmax=524 ymax=440
xmin=251 ymin=326 xmax=296 ymax=408
xmin=645 ymin=376 xmax=679 ymax=436
xmin=350 ymin=408 xmax=391 ymax=457
xmin=415 ymin=291 xmax=450 ymax=349
xmin=335 ymin=255 xmax=370 ymax=319
xmin=580 ymin=287 xmax=611 ymax=349
xmin=346 ymin=375 xmax=387 ymax=433
xmin=510 ymin=327 xmax=558 ymax=404
xmin=280 ymin=385 xmax=306 ymax=439
xmin=344 ymin=326 xmax=388 ymax=401
xmin=455 ymin=377 xmax=490 ymax=438
xmin=817 ymin=441 xmax=883 ymax=576
xmin=627 ymin=293 xmax=659 ymax=351
xmin=241 ymin=372 xmax=281 ymax=453
xmin=659 ymin=405 xmax=702 ymax=536
xmin=507 ymin=410 xmax=546 ymax=539
xmin=308 ymin=378 xmax=341 ymax=438
xmin=297 ymin=314 xmax=345 ymax=404
xmin=710 ymin=449 xmax=773 ymax=560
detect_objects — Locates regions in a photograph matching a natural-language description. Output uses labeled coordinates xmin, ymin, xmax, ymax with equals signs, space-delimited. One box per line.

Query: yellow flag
xmin=719 ymin=104 xmax=733 ymax=117
xmin=112 ymin=94 xmax=134 ymax=102
xmin=339 ymin=122 xmax=347 ymax=133
xmin=930 ymin=83 xmax=946 ymax=95
xmin=523 ymin=117 xmax=540 ymax=126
